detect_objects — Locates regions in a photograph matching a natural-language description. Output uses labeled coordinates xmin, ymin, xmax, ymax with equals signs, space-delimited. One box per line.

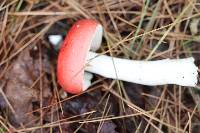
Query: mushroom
xmin=57 ymin=19 xmax=198 ymax=94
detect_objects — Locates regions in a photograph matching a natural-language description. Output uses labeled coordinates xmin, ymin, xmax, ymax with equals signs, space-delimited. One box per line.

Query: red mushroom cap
xmin=57 ymin=19 xmax=102 ymax=94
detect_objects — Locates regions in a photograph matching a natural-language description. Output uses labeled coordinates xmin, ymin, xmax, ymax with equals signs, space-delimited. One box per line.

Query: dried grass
xmin=0 ymin=0 xmax=200 ymax=132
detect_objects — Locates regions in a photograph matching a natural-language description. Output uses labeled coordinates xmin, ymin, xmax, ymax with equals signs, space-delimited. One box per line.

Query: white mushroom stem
xmin=85 ymin=51 xmax=198 ymax=87
xmin=83 ymin=72 xmax=94 ymax=91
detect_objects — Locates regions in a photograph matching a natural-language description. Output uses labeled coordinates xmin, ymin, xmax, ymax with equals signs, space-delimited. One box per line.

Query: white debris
xmin=48 ymin=35 xmax=63 ymax=46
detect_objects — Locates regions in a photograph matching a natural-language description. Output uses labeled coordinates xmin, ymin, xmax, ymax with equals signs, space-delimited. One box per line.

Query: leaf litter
xmin=0 ymin=0 xmax=200 ymax=132
xmin=1 ymin=47 xmax=51 ymax=127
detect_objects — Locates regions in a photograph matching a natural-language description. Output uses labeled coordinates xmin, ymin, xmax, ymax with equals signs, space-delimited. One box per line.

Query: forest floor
xmin=0 ymin=0 xmax=200 ymax=133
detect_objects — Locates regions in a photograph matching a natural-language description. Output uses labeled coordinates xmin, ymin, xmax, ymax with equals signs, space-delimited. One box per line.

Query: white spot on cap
xmin=76 ymin=25 xmax=80 ymax=28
